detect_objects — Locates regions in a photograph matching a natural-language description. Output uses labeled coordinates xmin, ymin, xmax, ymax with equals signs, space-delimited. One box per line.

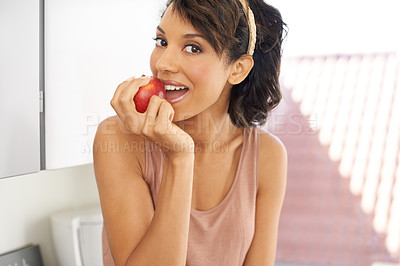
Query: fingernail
xmin=138 ymin=75 xmax=150 ymax=79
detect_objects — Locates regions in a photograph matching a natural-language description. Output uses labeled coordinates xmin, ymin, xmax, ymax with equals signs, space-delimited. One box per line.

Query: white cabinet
xmin=44 ymin=0 xmax=163 ymax=170
xmin=0 ymin=0 xmax=41 ymax=178
xmin=1 ymin=0 xmax=164 ymax=177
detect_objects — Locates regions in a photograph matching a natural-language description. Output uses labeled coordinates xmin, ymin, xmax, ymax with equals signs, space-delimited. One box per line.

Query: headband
xmin=238 ymin=0 xmax=257 ymax=56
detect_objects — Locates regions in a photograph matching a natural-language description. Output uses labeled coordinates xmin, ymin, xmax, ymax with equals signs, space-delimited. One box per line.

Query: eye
xmin=154 ymin=37 xmax=167 ymax=47
xmin=183 ymin=44 xmax=202 ymax=54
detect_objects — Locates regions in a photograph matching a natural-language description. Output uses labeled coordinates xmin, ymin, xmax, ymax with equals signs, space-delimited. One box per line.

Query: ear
xmin=228 ymin=55 xmax=254 ymax=85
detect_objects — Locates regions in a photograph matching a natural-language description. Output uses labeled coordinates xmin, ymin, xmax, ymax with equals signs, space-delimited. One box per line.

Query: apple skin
xmin=133 ymin=76 xmax=166 ymax=113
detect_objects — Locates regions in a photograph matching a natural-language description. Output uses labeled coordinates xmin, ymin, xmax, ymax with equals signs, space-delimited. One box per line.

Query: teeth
xmin=165 ymin=85 xmax=187 ymax=91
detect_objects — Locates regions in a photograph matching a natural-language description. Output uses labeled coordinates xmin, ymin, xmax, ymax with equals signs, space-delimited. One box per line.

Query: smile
xmin=161 ymin=80 xmax=190 ymax=104
xmin=165 ymin=85 xmax=189 ymax=104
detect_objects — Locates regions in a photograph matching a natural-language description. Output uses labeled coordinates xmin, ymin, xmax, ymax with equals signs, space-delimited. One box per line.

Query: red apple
xmin=133 ymin=76 xmax=166 ymax=113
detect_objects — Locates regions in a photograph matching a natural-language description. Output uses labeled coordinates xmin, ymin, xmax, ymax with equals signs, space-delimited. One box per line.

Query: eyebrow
xmin=157 ymin=26 xmax=206 ymax=40
xmin=183 ymin=33 xmax=206 ymax=40
xmin=157 ymin=26 xmax=165 ymax=34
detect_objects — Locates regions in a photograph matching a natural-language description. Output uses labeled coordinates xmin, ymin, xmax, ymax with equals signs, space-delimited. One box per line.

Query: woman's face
xmin=150 ymin=5 xmax=233 ymax=122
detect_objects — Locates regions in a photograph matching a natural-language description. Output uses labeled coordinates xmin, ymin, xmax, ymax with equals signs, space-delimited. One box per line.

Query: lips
xmin=160 ymin=79 xmax=189 ymax=104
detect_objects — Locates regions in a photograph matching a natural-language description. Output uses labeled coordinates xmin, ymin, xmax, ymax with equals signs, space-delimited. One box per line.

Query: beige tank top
xmin=102 ymin=127 xmax=259 ymax=266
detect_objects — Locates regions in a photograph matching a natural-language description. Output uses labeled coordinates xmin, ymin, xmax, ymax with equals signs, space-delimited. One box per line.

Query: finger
xmin=117 ymin=76 xmax=151 ymax=117
xmin=110 ymin=76 xmax=140 ymax=110
xmin=112 ymin=76 xmax=151 ymax=114
xmin=157 ymin=100 xmax=174 ymax=130
xmin=123 ymin=112 xmax=142 ymax=134
xmin=142 ymin=95 xmax=163 ymax=135
xmin=125 ymin=76 xmax=135 ymax=82
xmin=110 ymin=81 xmax=130 ymax=108
xmin=119 ymin=76 xmax=151 ymax=106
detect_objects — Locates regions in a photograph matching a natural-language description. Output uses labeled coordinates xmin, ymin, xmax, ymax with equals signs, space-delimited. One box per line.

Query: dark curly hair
xmin=165 ymin=0 xmax=287 ymax=128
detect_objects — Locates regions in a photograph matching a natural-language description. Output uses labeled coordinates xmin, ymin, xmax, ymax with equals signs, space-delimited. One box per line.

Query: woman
xmin=93 ymin=0 xmax=287 ymax=265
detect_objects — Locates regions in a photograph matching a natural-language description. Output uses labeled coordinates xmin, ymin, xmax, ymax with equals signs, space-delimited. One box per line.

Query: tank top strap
xmin=239 ymin=126 xmax=260 ymax=191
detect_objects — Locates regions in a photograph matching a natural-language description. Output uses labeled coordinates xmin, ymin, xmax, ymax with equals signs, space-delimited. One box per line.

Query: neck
xmin=176 ymin=111 xmax=241 ymax=153
xmin=175 ymin=82 xmax=242 ymax=154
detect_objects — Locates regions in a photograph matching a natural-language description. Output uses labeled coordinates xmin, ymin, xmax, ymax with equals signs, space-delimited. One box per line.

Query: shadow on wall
xmin=267 ymin=53 xmax=400 ymax=265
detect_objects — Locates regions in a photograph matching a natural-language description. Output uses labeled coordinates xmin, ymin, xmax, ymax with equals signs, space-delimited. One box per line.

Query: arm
xmin=126 ymin=152 xmax=194 ymax=265
xmin=243 ymin=131 xmax=287 ymax=266
xmin=94 ymin=116 xmax=194 ymax=266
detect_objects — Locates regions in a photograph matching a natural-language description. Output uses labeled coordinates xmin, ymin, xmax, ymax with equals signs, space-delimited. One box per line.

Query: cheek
xmin=190 ymin=61 xmax=229 ymax=90
xmin=188 ymin=61 xmax=224 ymax=85
xmin=187 ymin=63 xmax=208 ymax=82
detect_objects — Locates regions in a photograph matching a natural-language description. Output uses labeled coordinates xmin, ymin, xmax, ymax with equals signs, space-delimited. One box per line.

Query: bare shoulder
xmin=95 ymin=115 xmax=144 ymax=144
xmin=256 ymin=127 xmax=287 ymax=191
xmin=93 ymin=115 xmax=146 ymax=178
xmin=257 ymin=127 xmax=287 ymax=162
xmin=242 ymin=130 xmax=287 ymax=265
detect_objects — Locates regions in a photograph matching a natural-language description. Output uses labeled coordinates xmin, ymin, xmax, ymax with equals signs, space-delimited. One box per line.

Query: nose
xmin=155 ymin=47 xmax=179 ymax=74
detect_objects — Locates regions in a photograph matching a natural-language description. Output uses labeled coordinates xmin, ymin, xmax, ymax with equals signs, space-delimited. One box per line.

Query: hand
xmin=110 ymin=76 xmax=194 ymax=158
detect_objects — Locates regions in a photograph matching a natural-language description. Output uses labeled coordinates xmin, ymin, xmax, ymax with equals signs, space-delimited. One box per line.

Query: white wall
xmin=44 ymin=0 xmax=164 ymax=170
xmin=268 ymin=0 xmax=400 ymax=56
xmin=0 ymin=164 xmax=100 ymax=265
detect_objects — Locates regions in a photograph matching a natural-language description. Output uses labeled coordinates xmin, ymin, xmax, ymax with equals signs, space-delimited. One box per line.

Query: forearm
xmin=126 ymin=154 xmax=194 ymax=266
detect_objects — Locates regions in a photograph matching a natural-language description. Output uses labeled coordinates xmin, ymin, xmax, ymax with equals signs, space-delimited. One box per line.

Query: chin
xmin=173 ymin=111 xmax=197 ymax=122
